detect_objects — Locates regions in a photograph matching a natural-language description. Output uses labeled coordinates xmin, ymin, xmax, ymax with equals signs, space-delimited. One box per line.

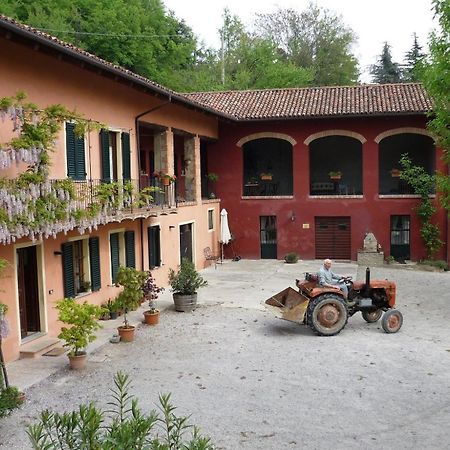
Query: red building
xmin=187 ymin=87 xmax=448 ymax=262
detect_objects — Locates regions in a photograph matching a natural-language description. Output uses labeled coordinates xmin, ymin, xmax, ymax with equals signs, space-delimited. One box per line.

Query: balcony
xmin=0 ymin=178 xmax=176 ymax=244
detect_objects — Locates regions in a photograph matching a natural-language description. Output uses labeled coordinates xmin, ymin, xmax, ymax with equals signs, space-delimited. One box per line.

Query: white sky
xmin=163 ymin=0 xmax=437 ymax=83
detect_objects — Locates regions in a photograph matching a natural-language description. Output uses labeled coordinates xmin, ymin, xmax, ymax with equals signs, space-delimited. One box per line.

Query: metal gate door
xmin=390 ymin=215 xmax=410 ymax=260
xmin=260 ymin=216 xmax=277 ymax=259
xmin=315 ymin=217 xmax=351 ymax=260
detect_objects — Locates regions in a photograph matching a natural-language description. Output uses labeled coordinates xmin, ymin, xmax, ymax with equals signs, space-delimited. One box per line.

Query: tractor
xmin=265 ymin=267 xmax=403 ymax=336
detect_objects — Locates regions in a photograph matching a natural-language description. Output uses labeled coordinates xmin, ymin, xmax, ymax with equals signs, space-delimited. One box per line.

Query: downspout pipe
xmin=134 ymin=97 xmax=172 ymax=270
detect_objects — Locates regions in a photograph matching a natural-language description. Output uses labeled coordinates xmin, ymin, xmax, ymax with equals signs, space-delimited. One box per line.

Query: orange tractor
xmin=265 ymin=268 xmax=403 ymax=336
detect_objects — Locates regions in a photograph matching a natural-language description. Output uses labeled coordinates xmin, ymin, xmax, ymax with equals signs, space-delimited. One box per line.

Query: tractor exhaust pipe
xmin=364 ymin=267 xmax=371 ymax=295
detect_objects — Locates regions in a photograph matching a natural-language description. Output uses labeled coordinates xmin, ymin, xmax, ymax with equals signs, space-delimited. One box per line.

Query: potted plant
xmin=153 ymin=171 xmax=177 ymax=186
xmin=106 ymin=298 xmax=119 ymax=320
xmin=206 ymin=173 xmax=219 ymax=198
xmin=260 ymin=172 xmax=273 ymax=181
xmin=142 ymin=272 xmax=164 ymax=325
xmin=328 ymin=170 xmax=342 ymax=181
xmin=390 ymin=168 xmax=401 ymax=177
xmin=115 ymin=266 xmax=146 ymax=341
xmin=168 ymin=259 xmax=207 ymax=312
xmin=55 ymin=298 xmax=105 ymax=370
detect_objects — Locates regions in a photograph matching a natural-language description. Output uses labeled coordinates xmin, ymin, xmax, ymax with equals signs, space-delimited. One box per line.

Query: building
xmin=1 ymin=16 xmax=447 ymax=362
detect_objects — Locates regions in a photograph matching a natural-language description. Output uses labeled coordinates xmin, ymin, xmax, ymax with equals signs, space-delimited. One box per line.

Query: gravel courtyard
xmin=1 ymin=260 xmax=449 ymax=450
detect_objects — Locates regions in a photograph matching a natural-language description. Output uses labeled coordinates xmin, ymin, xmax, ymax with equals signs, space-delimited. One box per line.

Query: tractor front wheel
xmin=362 ymin=309 xmax=383 ymax=323
xmin=381 ymin=309 xmax=403 ymax=333
xmin=307 ymin=294 xmax=348 ymax=336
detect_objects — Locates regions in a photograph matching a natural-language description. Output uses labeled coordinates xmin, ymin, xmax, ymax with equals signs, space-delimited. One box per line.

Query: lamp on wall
xmin=290 ymin=211 xmax=296 ymax=222
xmin=53 ymin=250 xmax=62 ymax=255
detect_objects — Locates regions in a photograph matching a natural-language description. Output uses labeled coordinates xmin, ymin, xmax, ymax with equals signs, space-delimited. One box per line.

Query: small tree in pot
xmin=55 ymin=298 xmax=105 ymax=370
xmin=115 ymin=266 xmax=147 ymax=341
xmin=142 ymin=271 xmax=164 ymax=325
xmin=168 ymin=259 xmax=207 ymax=312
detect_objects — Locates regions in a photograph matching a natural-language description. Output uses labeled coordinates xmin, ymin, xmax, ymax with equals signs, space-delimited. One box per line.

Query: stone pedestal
xmin=357 ymin=232 xmax=385 ymax=266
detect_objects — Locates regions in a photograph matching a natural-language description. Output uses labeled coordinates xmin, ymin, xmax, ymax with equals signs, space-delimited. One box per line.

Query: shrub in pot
xmin=55 ymin=298 xmax=105 ymax=370
xmin=142 ymin=271 xmax=164 ymax=325
xmin=115 ymin=266 xmax=147 ymax=341
xmin=168 ymin=259 xmax=207 ymax=312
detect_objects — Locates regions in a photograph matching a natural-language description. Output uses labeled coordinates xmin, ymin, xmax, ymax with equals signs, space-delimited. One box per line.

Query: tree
xmin=420 ymin=0 xmax=450 ymax=214
xmin=254 ymin=3 xmax=359 ymax=85
xmin=370 ymin=42 xmax=402 ymax=83
xmin=403 ymin=33 xmax=425 ymax=82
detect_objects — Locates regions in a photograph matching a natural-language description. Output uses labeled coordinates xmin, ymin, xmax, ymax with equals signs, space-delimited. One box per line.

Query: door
xmin=179 ymin=223 xmax=193 ymax=263
xmin=390 ymin=215 xmax=410 ymax=260
xmin=260 ymin=216 xmax=277 ymax=259
xmin=17 ymin=246 xmax=40 ymax=339
xmin=315 ymin=217 xmax=351 ymax=260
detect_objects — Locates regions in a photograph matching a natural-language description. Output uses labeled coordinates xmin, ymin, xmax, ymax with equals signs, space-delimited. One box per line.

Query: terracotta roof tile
xmin=184 ymin=84 xmax=432 ymax=120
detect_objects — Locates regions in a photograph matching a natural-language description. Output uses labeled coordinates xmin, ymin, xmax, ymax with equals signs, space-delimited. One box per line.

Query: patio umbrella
xmin=220 ymin=208 xmax=232 ymax=262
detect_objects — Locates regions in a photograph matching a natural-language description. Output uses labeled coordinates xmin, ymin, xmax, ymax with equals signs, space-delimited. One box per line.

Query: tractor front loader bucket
xmin=265 ymin=287 xmax=310 ymax=324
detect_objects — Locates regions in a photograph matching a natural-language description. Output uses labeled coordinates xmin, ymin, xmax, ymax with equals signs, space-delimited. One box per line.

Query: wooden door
xmin=17 ymin=246 xmax=40 ymax=338
xmin=315 ymin=217 xmax=351 ymax=260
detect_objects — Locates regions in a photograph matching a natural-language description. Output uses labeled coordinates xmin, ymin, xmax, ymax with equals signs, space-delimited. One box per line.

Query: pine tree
xmin=370 ymin=42 xmax=402 ymax=83
xmin=403 ymin=33 xmax=425 ymax=82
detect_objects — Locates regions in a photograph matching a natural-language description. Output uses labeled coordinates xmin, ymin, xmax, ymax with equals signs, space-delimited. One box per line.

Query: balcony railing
xmin=310 ymin=181 xmax=362 ymax=196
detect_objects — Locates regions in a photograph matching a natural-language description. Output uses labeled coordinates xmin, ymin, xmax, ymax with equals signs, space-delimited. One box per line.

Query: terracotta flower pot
xmin=143 ymin=309 xmax=160 ymax=325
xmin=68 ymin=352 xmax=87 ymax=370
xmin=118 ymin=325 xmax=136 ymax=342
xmin=162 ymin=178 xmax=170 ymax=186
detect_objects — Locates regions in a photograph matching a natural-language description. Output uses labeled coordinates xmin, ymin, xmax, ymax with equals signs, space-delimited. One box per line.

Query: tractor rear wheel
xmin=307 ymin=294 xmax=348 ymax=336
xmin=362 ymin=309 xmax=383 ymax=323
xmin=381 ymin=309 xmax=403 ymax=333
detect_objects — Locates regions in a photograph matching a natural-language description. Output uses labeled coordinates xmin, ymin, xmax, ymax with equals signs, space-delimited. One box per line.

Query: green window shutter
xmin=110 ymin=233 xmax=120 ymax=283
xmin=66 ymin=123 xmax=86 ymax=180
xmin=89 ymin=237 xmax=101 ymax=291
xmin=125 ymin=230 xmax=135 ymax=268
xmin=66 ymin=123 xmax=76 ymax=179
xmin=121 ymin=132 xmax=131 ymax=180
xmin=148 ymin=226 xmax=161 ymax=268
xmin=61 ymin=242 xmax=75 ymax=298
xmin=100 ymin=129 xmax=111 ymax=182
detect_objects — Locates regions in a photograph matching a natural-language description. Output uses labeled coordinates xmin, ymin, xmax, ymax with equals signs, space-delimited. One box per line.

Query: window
xmin=110 ymin=230 xmax=135 ymax=283
xmin=100 ymin=130 xmax=131 ymax=182
xmin=65 ymin=122 xmax=86 ymax=180
xmin=208 ymin=209 xmax=214 ymax=230
xmin=148 ymin=226 xmax=161 ymax=269
xmin=61 ymin=237 xmax=100 ymax=297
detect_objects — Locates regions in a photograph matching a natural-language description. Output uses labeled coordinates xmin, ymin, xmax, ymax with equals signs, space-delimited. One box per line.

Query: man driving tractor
xmin=318 ymin=259 xmax=348 ymax=298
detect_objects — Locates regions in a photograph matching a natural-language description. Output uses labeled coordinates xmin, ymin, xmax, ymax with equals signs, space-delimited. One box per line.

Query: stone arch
xmin=304 ymin=130 xmax=366 ymax=146
xmin=375 ymin=127 xmax=433 ymax=144
xmin=237 ymin=132 xmax=296 ymax=148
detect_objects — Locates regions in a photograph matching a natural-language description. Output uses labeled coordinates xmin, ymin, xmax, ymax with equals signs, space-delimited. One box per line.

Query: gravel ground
xmin=1 ymin=261 xmax=449 ymax=450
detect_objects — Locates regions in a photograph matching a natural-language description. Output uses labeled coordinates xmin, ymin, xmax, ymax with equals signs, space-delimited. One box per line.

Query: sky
xmin=163 ymin=0 xmax=437 ymax=83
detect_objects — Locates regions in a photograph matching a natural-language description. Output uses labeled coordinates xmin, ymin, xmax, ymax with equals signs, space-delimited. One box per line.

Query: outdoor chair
xmin=204 ymin=246 xmax=220 ymax=269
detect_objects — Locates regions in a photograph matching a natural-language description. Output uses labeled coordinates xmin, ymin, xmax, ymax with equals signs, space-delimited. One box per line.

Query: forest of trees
xmin=0 ymin=0 xmax=433 ymax=92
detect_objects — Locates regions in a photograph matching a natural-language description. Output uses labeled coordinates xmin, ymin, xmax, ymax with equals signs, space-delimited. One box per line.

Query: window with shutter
xmin=148 ymin=226 xmax=161 ymax=269
xmin=110 ymin=232 xmax=120 ymax=283
xmin=89 ymin=237 xmax=101 ymax=291
xmin=62 ymin=238 xmax=91 ymax=297
xmin=62 ymin=242 xmax=75 ymax=298
xmin=124 ymin=230 xmax=135 ymax=268
xmin=100 ymin=129 xmax=111 ymax=182
xmin=122 ymin=132 xmax=131 ymax=180
xmin=66 ymin=123 xmax=86 ymax=180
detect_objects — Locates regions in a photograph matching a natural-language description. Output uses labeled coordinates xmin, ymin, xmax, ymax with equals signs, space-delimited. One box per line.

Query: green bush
xmin=284 ymin=252 xmax=299 ymax=263
xmin=418 ymin=259 xmax=449 ymax=271
xmin=0 ymin=385 xmax=22 ymax=419
xmin=27 ymin=372 xmax=214 ymax=449
xmin=168 ymin=259 xmax=207 ymax=295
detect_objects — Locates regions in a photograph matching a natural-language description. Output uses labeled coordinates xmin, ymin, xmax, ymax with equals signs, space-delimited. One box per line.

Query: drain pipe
xmin=134 ymin=97 xmax=172 ymax=270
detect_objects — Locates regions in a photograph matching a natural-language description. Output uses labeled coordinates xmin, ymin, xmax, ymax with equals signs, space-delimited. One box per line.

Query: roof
xmin=184 ymin=84 xmax=432 ymax=120
xmin=0 ymin=15 xmax=432 ymax=122
xmin=0 ymin=15 xmax=229 ymax=119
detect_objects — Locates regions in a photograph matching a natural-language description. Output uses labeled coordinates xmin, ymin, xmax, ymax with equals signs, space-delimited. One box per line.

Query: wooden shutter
xmin=315 ymin=217 xmax=351 ymax=260
xmin=66 ymin=123 xmax=86 ymax=180
xmin=148 ymin=226 xmax=161 ymax=268
xmin=100 ymin=129 xmax=111 ymax=182
xmin=121 ymin=132 xmax=131 ymax=180
xmin=61 ymin=242 xmax=75 ymax=298
xmin=110 ymin=233 xmax=120 ymax=282
xmin=89 ymin=237 xmax=101 ymax=291
xmin=125 ymin=230 xmax=135 ymax=268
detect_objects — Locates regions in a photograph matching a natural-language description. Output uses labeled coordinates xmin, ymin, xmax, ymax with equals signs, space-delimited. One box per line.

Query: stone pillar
xmin=184 ymin=135 xmax=200 ymax=203
xmin=154 ymin=128 xmax=174 ymax=175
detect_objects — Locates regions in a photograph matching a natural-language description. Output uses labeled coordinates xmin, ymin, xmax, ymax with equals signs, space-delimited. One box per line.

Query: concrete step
xmin=20 ymin=337 xmax=62 ymax=359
